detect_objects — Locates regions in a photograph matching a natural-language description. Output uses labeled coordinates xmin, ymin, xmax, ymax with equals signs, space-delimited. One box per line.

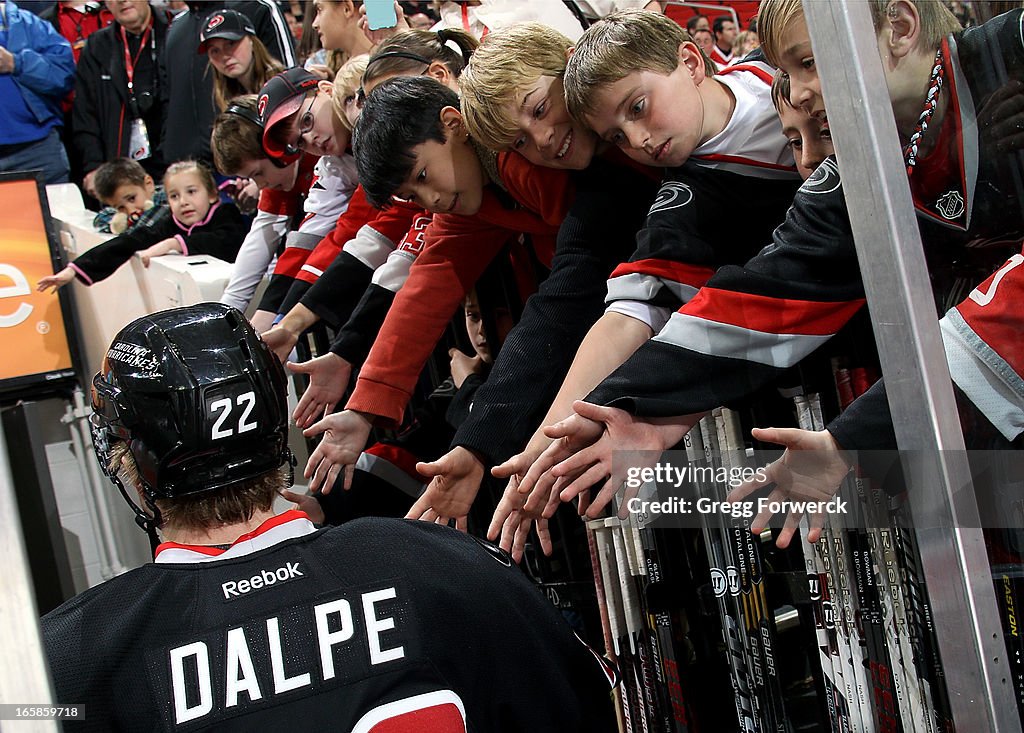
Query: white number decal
xmin=210 ymin=391 xmax=258 ymax=440
xmin=210 ymin=397 xmax=233 ymax=440
xmin=969 ymin=254 xmax=1024 ymax=307
xmin=237 ymin=392 xmax=257 ymax=433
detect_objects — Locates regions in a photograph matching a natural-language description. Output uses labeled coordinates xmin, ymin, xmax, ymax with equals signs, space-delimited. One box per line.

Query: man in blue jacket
xmin=0 ymin=0 xmax=75 ymax=183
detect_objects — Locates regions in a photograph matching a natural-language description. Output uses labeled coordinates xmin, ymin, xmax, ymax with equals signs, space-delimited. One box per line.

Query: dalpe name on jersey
xmin=155 ymin=581 xmax=409 ymax=726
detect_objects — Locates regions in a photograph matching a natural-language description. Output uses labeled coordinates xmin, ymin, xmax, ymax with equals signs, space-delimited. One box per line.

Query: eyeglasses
xmin=284 ymin=94 xmax=317 ymax=156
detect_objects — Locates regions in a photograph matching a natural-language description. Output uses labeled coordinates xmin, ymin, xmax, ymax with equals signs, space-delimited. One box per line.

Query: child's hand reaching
xmin=449 ymin=348 xmax=486 ymax=388
xmin=137 ymin=238 xmax=181 ymax=268
xmin=37 ymin=266 xmax=76 ymax=293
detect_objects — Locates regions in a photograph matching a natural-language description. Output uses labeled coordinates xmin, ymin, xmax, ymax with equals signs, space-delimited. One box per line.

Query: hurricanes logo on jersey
xmin=935 ymin=190 xmax=965 ymax=220
xmin=648 ymin=181 xmax=693 ymax=215
xmin=799 ymin=157 xmax=841 ymax=195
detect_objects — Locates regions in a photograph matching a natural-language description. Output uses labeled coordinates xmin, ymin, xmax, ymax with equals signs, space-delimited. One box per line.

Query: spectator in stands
xmin=200 ymin=9 xmax=284 ymax=112
xmin=709 ymin=13 xmax=736 ymax=66
xmin=732 ymin=28 xmax=758 ymax=59
xmin=40 ymin=1 xmax=112 ymax=184
xmin=684 ymin=13 xmax=708 ymax=34
xmin=310 ymin=0 xmax=373 ymax=66
xmin=692 ymin=27 xmax=714 ymax=57
xmin=163 ymin=1 xmax=295 ymax=164
xmin=0 ymin=0 xmax=75 ymax=184
xmin=38 ymin=160 xmax=246 ymax=290
xmin=91 ymin=156 xmax=168 ymax=233
xmin=74 ymin=0 xmax=170 ymax=198
xmin=771 ymin=70 xmax=832 ymax=180
xmin=255 ymin=30 xmax=479 ymax=382
xmin=299 ymin=75 xmax=573 ymax=497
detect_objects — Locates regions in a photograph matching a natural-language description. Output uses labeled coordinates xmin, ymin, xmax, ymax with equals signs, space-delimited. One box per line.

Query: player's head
xmin=90 ymin=303 xmax=292 ymax=548
xmin=94 ymin=158 xmax=156 ymax=216
xmin=564 ymin=9 xmax=716 ymax=168
xmin=353 ymin=75 xmax=485 ymax=215
xmin=771 ymin=70 xmax=834 ymax=179
xmin=759 ymin=0 xmax=957 ymax=127
xmin=211 ymin=95 xmax=301 ymax=191
xmin=459 ymin=22 xmax=597 ymax=171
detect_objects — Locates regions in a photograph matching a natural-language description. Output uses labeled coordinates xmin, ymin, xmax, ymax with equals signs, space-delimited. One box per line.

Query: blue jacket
xmin=1 ymin=1 xmax=75 ymax=126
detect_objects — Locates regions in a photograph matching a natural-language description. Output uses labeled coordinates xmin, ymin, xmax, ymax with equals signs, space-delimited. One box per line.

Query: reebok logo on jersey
xmin=222 ymin=562 xmax=303 ymax=600
xmin=648 ymin=181 xmax=693 ymax=215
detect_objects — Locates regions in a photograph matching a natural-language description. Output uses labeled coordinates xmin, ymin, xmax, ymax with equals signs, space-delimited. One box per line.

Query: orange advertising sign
xmin=0 ymin=177 xmax=76 ymax=386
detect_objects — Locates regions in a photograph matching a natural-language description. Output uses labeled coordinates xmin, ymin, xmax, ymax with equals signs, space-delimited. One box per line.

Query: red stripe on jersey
xmin=955 ymin=252 xmax=1024 ymax=375
xmin=686 ymin=286 xmax=867 ymax=335
xmin=610 ymin=258 xmax=715 ymax=289
xmin=155 ymin=510 xmax=312 ymax=558
xmin=690 ymin=153 xmax=798 ymax=172
xmin=720 ymin=63 xmax=774 ymax=86
xmin=272 ymin=245 xmax=314 ymax=279
xmin=364 ymin=442 xmax=424 ymax=483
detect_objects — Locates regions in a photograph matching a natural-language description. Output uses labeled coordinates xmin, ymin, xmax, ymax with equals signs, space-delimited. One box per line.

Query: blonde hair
xmin=210 ymin=36 xmax=286 ymax=112
xmin=758 ymin=0 xmax=803 ymax=68
xmin=163 ymin=160 xmax=218 ymax=198
xmin=759 ymin=0 xmax=959 ymax=67
xmin=459 ymin=22 xmax=573 ymax=151
xmin=109 ymin=442 xmax=285 ymax=533
xmin=332 ymin=54 xmax=368 ymax=131
xmin=564 ymin=9 xmax=716 ymax=121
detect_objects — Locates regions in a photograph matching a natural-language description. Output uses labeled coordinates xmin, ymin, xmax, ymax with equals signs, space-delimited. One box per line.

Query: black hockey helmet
xmin=90 ymin=303 xmax=291 ymax=505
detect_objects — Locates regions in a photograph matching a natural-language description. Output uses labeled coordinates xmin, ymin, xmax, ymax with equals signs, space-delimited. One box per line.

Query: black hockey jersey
xmin=588 ymin=10 xmax=1024 ymax=449
xmin=42 ymin=512 xmax=617 ymax=732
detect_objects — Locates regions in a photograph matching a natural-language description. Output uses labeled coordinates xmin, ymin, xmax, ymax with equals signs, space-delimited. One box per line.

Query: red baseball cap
xmin=257 ymin=68 xmax=321 ymax=165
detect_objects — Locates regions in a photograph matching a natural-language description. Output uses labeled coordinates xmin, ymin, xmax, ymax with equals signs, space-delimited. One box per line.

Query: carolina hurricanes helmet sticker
xmin=105 ymin=342 xmax=158 ymax=373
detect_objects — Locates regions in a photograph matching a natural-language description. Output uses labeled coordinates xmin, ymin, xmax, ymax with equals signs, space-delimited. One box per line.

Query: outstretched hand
xmin=488 ymin=473 xmax=553 ymax=563
xmin=303 ymin=409 xmax=373 ymax=494
xmin=279 ymin=488 xmax=325 ymax=525
xmin=549 ymin=401 xmax=698 ymax=519
xmin=404 ymin=446 xmax=485 ymax=531
xmin=726 ymin=427 xmax=852 ymax=549
xmin=261 ymin=325 xmax=299 ymax=364
xmin=37 ymin=266 xmax=75 ymax=293
xmin=288 ymin=353 xmax=352 ymax=429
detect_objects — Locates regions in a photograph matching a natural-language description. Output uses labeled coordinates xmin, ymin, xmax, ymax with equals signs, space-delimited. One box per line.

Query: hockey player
xmin=40 ymin=302 xmax=618 ymax=732
xmin=525 ymin=0 xmax=1024 ymax=530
